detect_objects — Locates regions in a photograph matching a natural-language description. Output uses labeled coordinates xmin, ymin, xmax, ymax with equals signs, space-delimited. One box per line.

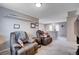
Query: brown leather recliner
xmin=10 ymin=31 xmax=38 ymax=55
xmin=36 ymin=30 xmax=52 ymax=45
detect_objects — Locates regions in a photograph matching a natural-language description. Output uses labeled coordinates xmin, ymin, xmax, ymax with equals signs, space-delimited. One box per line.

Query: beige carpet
xmin=0 ymin=37 xmax=77 ymax=55
xmin=36 ymin=37 xmax=76 ymax=55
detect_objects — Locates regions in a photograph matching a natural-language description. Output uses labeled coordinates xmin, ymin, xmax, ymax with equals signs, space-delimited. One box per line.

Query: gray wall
xmin=0 ymin=7 xmax=39 ymax=50
xmin=39 ymin=23 xmax=45 ymax=31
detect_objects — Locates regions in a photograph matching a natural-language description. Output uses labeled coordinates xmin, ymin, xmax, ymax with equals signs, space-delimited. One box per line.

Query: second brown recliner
xmin=36 ymin=30 xmax=52 ymax=45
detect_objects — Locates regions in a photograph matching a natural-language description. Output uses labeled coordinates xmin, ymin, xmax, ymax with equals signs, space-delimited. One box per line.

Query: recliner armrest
xmin=13 ymin=44 xmax=21 ymax=48
xmin=33 ymin=37 xmax=41 ymax=44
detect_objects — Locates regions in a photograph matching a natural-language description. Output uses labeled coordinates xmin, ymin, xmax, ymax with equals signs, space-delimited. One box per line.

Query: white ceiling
xmin=1 ymin=3 xmax=79 ymax=24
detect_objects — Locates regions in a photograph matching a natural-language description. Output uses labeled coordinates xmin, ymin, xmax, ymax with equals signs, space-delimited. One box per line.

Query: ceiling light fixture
xmin=36 ymin=3 xmax=41 ymax=7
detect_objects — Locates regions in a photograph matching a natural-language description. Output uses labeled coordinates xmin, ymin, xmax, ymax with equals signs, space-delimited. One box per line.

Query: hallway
xmin=36 ymin=37 xmax=76 ymax=55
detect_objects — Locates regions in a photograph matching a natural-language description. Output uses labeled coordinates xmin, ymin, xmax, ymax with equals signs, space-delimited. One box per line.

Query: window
xmin=49 ymin=24 xmax=53 ymax=31
xmin=55 ymin=24 xmax=59 ymax=31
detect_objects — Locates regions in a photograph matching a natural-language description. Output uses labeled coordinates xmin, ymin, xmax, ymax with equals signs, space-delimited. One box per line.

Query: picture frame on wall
xmin=35 ymin=23 xmax=39 ymax=28
xmin=36 ymin=23 xmax=39 ymax=26
xmin=14 ymin=24 xmax=20 ymax=29
xmin=31 ymin=23 xmax=36 ymax=28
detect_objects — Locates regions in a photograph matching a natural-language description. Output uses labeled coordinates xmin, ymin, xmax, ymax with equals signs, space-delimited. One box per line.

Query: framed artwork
xmin=31 ymin=23 xmax=36 ymax=28
xmin=14 ymin=24 xmax=20 ymax=29
xmin=35 ymin=23 xmax=39 ymax=28
xmin=36 ymin=23 xmax=39 ymax=26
